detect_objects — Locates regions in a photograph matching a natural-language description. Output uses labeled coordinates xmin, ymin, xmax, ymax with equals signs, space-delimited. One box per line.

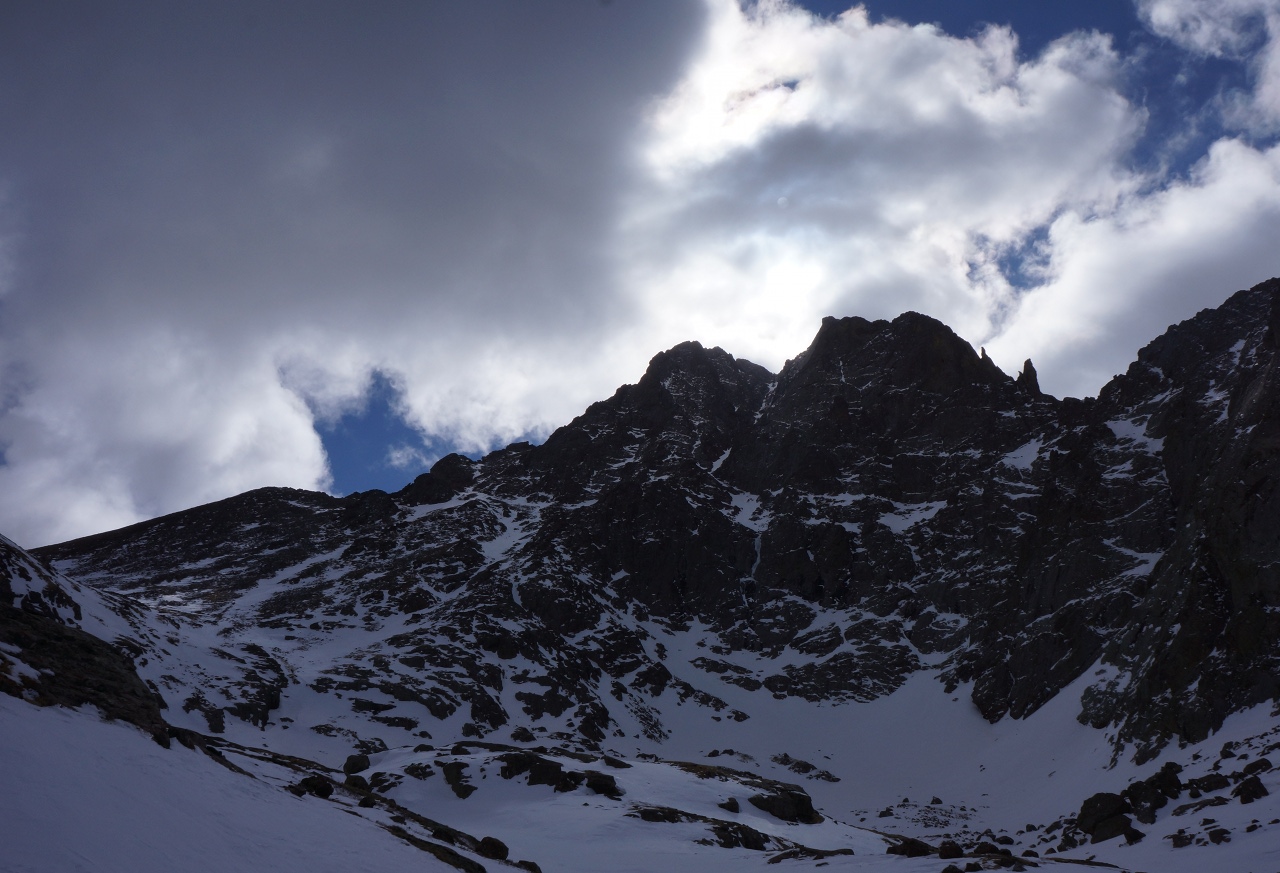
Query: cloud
xmin=1138 ymin=0 xmax=1274 ymax=56
xmin=386 ymin=443 xmax=433 ymax=472
xmin=0 ymin=327 xmax=327 ymax=545
xmin=1 ymin=0 xmax=1279 ymax=547
xmin=1138 ymin=0 xmax=1280 ymax=129
xmin=987 ymin=137 xmax=1280 ymax=396
xmin=0 ymin=0 xmax=705 ymax=546
xmin=618 ymin=0 xmax=1143 ymax=367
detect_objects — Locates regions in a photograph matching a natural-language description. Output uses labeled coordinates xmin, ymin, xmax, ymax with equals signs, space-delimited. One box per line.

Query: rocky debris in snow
xmin=770 ymin=752 xmax=840 ymax=782
xmin=634 ymin=805 xmax=693 ymax=824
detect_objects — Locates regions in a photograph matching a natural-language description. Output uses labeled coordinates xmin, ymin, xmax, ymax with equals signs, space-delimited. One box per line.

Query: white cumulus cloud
xmin=620 ymin=0 xmax=1143 ymax=370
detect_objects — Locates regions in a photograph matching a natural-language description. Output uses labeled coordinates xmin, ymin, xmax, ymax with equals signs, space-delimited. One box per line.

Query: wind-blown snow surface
xmin=5 ymin=684 xmax=1280 ymax=873
xmin=5 ymin=527 xmax=1280 ymax=871
xmin=0 ymin=694 xmax=456 ymax=873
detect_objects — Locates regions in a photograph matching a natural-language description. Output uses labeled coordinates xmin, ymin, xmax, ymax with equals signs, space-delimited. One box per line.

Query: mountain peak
xmin=794 ymin=311 xmax=1009 ymax=396
xmin=15 ymin=279 xmax=1280 ymax=873
xmin=1017 ymin=358 xmax=1042 ymax=395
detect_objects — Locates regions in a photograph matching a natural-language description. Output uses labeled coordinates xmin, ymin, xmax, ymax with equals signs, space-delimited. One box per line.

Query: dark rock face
xmin=1077 ymin=279 xmax=1280 ymax=758
xmin=0 ymin=604 xmax=169 ymax=742
xmin=0 ymin=536 xmax=167 ymax=743
xmin=28 ymin=279 xmax=1280 ymax=763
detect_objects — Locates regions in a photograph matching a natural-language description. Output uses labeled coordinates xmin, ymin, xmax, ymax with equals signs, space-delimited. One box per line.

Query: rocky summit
xmin=4 ymin=278 xmax=1280 ymax=873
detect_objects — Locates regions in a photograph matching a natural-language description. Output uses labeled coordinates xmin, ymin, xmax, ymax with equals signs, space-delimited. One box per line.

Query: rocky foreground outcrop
xmin=1 ymin=535 xmax=168 ymax=742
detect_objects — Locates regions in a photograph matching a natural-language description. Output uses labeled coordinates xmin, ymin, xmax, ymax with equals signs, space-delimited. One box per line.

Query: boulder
xmin=343 ymin=753 xmax=371 ymax=775
xmin=1233 ymin=775 xmax=1269 ymax=803
xmin=440 ymin=761 xmax=477 ymax=799
xmin=1089 ymin=814 xmax=1136 ymax=844
xmin=298 ymin=775 xmax=333 ymax=799
xmin=885 ymin=837 xmax=933 ymax=857
xmin=477 ymin=836 xmax=509 ymax=860
xmin=711 ymin=822 xmax=769 ymax=850
xmin=1076 ymin=792 xmax=1129 ymax=835
xmin=1242 ymin=758 xmax=1273 ymax=777
xmin=1123 ymin=779 xmax=1168 ymax=824
xmin=747 ymin=788 xmax=823 ymax=824
xmin=1149 ymin=761 xmax=1184 ymax=798
xmin=584 ymin=770 xmax=624 ymax=799
xmin=637 ymin=806 xmax=686 ymax=823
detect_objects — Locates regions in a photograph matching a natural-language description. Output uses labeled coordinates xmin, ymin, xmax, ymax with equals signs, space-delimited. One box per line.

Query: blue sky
xmin=316 ymin=372 xmax=439 ymax=495
xmin=2 ymin=0 xmax=1279 ymax=540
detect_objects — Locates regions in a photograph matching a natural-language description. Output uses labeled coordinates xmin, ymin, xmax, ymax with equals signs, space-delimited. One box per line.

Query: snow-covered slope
xmin=5 ymin=278 xmax=1280 ymax=871
xmin=0 ymin=693 xmax=473 ymax=873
